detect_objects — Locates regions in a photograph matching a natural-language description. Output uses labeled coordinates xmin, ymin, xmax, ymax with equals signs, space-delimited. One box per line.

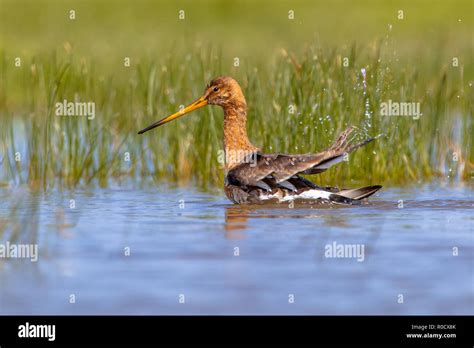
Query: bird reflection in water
xmin=223 ymin=202 xmax=355 ymax=237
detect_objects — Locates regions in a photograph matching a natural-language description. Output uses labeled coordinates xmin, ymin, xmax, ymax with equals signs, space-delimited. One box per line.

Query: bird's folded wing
xmin=226 ymin=127 xmax=378 ymax=187
xmin=227 ymin=152 xmax=333 ymax=187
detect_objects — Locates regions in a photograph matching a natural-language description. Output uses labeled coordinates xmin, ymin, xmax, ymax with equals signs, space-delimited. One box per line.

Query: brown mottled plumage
xmin=138 ymin=76 xmax=382 ymax=205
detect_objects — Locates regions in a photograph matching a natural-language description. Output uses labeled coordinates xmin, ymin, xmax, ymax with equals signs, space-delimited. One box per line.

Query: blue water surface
xmin=0 ymin=183 xmax=472 ymax=314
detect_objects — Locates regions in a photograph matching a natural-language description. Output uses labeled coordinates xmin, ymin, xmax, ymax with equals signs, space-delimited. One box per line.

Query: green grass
xmin=0 ymin=0 xmax=472 ymax=190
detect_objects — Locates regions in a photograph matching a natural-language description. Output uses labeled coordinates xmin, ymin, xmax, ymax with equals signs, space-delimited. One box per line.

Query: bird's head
xmin=138 ymin=76 xmax=245 ymax=134
xmin=204 ymin=76 xmax=245 ymax=107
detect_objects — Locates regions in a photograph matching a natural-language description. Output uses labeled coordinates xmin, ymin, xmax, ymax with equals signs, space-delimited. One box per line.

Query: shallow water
xmin=0 ymin=183 xmax=472 ymax=314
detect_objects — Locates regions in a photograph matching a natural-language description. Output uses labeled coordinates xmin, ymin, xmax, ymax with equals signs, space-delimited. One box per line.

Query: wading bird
xmin=138 ymin=76 xmax=382 ymax=204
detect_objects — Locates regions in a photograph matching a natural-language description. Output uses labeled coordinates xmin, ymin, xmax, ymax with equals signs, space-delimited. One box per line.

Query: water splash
xmin=360 ymin=68 xmax=372 ymax=134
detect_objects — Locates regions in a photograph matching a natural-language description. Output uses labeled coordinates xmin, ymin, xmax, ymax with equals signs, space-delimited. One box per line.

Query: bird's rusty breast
xmin=215 ymin=79 xmax=258 ymax=171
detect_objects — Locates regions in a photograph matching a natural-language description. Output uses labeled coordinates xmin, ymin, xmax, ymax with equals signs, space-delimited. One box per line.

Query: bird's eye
xmin=213 ymin=87 xmax=219 ymax=92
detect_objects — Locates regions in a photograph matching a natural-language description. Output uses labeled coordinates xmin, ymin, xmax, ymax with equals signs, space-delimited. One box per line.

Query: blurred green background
xmin=1 ymin=0 xmax=471 ymax=61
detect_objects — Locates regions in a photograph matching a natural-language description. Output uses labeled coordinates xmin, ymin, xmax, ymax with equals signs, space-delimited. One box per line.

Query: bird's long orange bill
xmin=138 ymin=96 xmax=208 ymax=134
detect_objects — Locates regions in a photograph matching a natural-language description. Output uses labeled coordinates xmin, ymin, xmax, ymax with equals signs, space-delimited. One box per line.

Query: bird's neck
xmin=222 ymin=101 xmax=258 ymax=171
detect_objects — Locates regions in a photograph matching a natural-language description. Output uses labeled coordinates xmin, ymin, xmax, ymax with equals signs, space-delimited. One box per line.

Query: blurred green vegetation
xmin=0 ymin=0 xmax=472 ymax=189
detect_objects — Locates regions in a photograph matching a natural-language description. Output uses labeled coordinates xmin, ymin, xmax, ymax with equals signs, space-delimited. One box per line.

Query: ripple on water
xmin=0 ymin=184 xmax=472 ymax=314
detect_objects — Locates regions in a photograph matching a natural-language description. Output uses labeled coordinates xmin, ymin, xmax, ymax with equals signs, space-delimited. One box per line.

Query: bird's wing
xmin=226 ymin=127 xmax=378 ymax=187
